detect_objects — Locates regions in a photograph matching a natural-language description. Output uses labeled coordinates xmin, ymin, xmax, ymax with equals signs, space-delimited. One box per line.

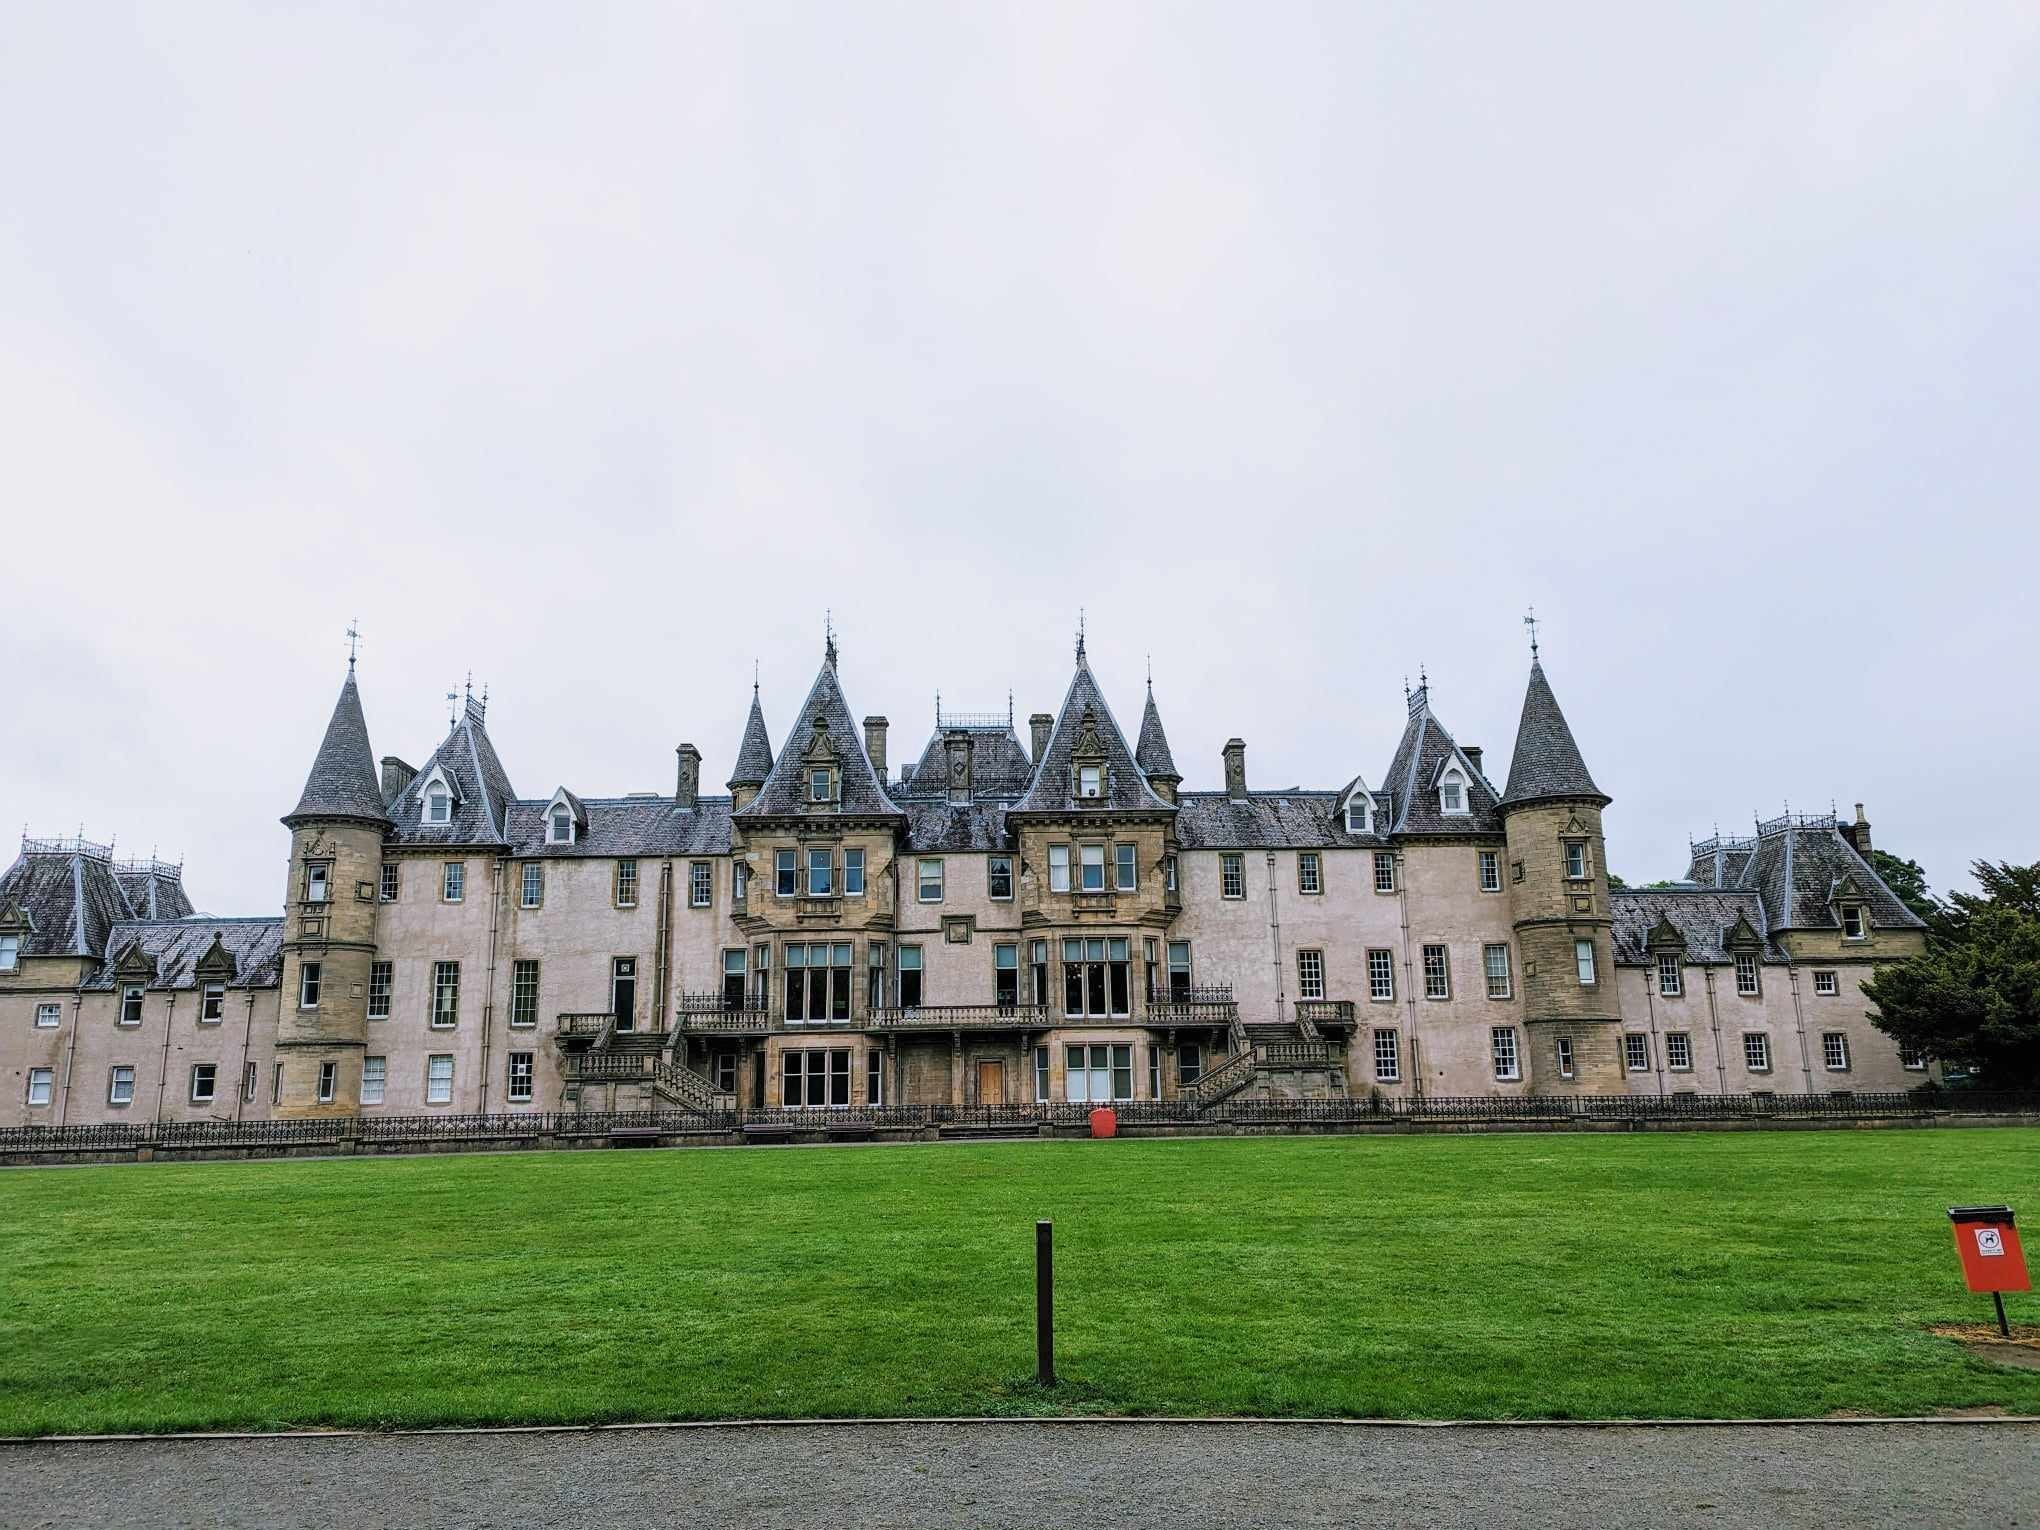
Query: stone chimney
xmin=1848 ymin=802 xmax=1873 ymax=858
xmin=1464 ymin=746 xmax=1483 ymax=777
xmin=1029 ymin=712 xmax=1054 ymax=764
xmin=380 ymin=756 xmax=416 ymax=800
xmin=1223 ymin=739 xmax=1248 ymax=802
xmin=863 ymin=716 xmax=889 ymax=781
xmin=944 ymin=730 xmax=973 ymax=805
xmin=674 ymin=744 xmax=701 ymax=809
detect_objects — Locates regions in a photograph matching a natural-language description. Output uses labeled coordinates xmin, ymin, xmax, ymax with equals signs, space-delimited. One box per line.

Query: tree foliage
xmin=1864 ymin=860 xmax=2040 ymax=1089
xmin=1868 ymin=850 xmax=1942 ymax=929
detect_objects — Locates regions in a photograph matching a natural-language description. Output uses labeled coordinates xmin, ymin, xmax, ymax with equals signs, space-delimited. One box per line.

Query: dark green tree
xmin=1864 ymin=860 xmax=2040 ymax=1089
xmin=1869 ymin=849 xmax=1942 ymax=929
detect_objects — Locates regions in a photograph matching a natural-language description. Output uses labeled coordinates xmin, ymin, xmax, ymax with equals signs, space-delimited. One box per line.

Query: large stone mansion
xmin=1 ymin=632 xmax=1931 ymax=1127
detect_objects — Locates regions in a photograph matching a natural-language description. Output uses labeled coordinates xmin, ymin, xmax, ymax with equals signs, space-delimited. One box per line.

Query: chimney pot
xmin=863 ymin=716 xmax=889 ymax=781
xmin=1464 ymin=745 xmax=1483 ymax=776
xmin=1223 ymin=738 xmax=1248 ymax=802
xmin=674 ymin=744 xmax=702 ymax=809
xmin=379 ymin=756 xmax=416 ymax=800
xmin=1029 ymin=712 xmax=1054 ymax=764
xmin=944 ymin=729 xmax=973 ymax=805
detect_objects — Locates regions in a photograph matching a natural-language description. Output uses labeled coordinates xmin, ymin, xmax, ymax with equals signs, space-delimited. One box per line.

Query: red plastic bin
xmin=1089 ymin=1107 xmax=1117 ymax=1138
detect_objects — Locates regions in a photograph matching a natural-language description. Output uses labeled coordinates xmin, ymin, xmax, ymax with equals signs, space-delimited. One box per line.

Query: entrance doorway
xmin=976 ymin=1058 xmax=1005 ymax=1105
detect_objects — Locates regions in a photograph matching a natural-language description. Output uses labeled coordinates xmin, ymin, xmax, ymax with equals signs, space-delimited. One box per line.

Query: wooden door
xmin=976 ymin=1059 xmax=1005 ymax=1105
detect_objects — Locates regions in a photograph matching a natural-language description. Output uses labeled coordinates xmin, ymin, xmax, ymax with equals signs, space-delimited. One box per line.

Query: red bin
xmin=1089 ymin=1107 xmax=1117 ymax=1139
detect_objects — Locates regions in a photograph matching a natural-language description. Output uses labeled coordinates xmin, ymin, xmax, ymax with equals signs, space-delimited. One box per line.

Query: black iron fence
xmin=3 ymin=1091 xmax=2037 ymax=1158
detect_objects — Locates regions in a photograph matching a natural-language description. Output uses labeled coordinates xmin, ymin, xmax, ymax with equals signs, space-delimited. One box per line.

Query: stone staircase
xmin=1183 ymin=1011 xmax=1348 ymax=1107
xmin=560 ymin=1023 xmax=734 ymax=1115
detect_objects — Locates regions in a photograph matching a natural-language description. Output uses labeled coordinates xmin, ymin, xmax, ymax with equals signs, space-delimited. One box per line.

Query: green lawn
xmin=2 ymin=1130 xmax=2036 ymax=1434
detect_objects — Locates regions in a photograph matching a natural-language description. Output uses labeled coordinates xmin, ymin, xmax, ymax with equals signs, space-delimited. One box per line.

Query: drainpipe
xmin=57 ymin=990 xmax=84 ymax=1125
xmin=235 ymin=990 xmax=257 ymax=1122
xmin=1641 ymin=968 xmax=1666 ymax=1098
xmin=1785 ymin=959 xmax=1814 ymax=1094
xmin=654 ymin=861 xmax=674 ymax=1040
xmin=153 ymin=991 xmax=176 ymax=1124
xmin=1264 ymin=851 xmax=1284 ymax=1024
xmin=1395 ymin=852 xmax=1422 ymax=1098
xmin=478 ymin=856 xmax=506 ymax=1112
xmin=1703 ymin=965 xmax=1728 ymax=1092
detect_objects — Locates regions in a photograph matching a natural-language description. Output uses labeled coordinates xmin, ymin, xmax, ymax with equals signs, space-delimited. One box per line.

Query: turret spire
xmin=1499 ymin=657 xmax=1608 ymax=809
xmin=285 ymin=668 xmax=389 ymax=826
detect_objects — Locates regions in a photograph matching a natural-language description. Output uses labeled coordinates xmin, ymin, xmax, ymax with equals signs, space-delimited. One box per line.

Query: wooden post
xmin=1036 ymin=1218 xmax=1055 ymax=1387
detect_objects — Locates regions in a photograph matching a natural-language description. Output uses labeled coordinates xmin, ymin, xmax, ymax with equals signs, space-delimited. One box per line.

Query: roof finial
xmin=1523 ymin=606 xmax=1540 ymax=660
xmin=345 ymin=618 xmax=361 ymax=671
xmin=1076 ymin=609 xmax=1086 ymax=664
xmin=935 ymin=689 xmax=942 ymax=726
xmin=1403 ymin=674 xmax=1411 ymax=703
xmin=1007 ymin=690 xmax=1014 ymax=726
xmin=1146 ymin=653 xmax=1153 ymax=694
xmin=824 ymin=610 xmax=837 ymax=669
xmin=753 ymin=659 xmax=760 ymax=698
xmin=446 ymin=688 xmax=459 ymax=728
xmin=464 ymin=671 xmax=473 ymax=703
xmin=1418 ymin=661 xmax=1428 ymax=690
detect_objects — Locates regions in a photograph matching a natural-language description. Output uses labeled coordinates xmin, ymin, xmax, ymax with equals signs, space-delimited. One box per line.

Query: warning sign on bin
xmin=1948 ymin=1206 xmax=2029 ymax=1295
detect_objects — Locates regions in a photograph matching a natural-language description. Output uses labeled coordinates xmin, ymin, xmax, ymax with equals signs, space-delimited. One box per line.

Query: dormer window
xmin=1439 ymin=770 xmax=1466 ymax=814
xmin=427 ymin=788 xmax=450 ymax=823
xmin=809 ymin=766 xmax=834 ymax=803
xmin=1078 ymin=765 xmax=1103 ymax=798
xmin=1841 ymin=904 xmax=1866 ymax=940
xmin=0 ymin=933 xmax=20 ymax=972
xmin=550 ymin=807 xmax=572 ymax=844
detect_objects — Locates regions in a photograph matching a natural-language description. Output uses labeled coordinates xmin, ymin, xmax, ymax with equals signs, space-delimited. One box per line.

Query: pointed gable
xmin=1013 ymin=656 xmax=1173 ymax=816
xmin=729 ymin=687 xmax=774 ymax=789
xmin=1501 ymin=659 xmax=1608 ymax=808
xmin=736 ymin=650 xmax=900 ymax=819
xmin=285 ymin=670 xmax=389 ymax=826
xmin=1135 ymin=685 xmax=1180 ymax=780
xmin=1381 ymin=685 xmax=1503 ymax=836
xmin=387 ymin=696 xmax=519 ymax=846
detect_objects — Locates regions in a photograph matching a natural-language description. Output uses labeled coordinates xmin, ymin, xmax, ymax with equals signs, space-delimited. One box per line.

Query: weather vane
xmin=1523 ymin=606 xmax=1540 ymax=659
xmin=345 ymin=618 xmax=361 ymax=669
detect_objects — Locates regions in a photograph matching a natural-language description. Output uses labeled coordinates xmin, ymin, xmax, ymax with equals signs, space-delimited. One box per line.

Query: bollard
xmin=1036 ymin=1218 xmax=1055 ymax=1387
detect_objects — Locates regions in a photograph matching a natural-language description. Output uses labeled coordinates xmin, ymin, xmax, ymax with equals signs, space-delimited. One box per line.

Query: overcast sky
xmin=4 ymin=3 xmax=2036 ymax=915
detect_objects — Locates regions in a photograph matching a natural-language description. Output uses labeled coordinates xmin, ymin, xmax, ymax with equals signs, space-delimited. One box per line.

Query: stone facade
xmin=0 ymin=636 xmax=1936 ymax=1127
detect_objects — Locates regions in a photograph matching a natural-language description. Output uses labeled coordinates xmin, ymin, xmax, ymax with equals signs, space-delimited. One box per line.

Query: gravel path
xmin=5 ymin=1420 xmax=2036 ymax=1530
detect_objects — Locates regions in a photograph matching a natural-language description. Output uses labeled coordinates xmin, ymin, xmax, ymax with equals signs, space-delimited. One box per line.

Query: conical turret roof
xmin=1135 ymin=682 xmax=1180 ymax=780
xmin=285 ymin=669 xmax=389 ymax=825
xmin=736 ymin=646 xmax=900 ymax=818
xmin=1013 ymin=652 xmax=1174 ymax=815
xmin=1500 ymin=659 xmax=1608 ymax=808
xmin=728 ymin=686 xmax=774 ymax=788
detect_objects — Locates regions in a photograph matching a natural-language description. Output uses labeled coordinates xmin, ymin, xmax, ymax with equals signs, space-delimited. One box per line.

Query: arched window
xmin=1440 ymin=770 xmax=1465 ymax=814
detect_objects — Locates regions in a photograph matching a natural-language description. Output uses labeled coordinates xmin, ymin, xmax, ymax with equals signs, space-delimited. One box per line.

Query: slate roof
xmin=901 ymin=726 xmax=1035 ymax=799
xmin=1677 ymin=818 xmax=1924 ymax=935
xmin=504 ymin=797 xmax=735 ymax=857
xmin=383 ymin=700 xmax=519 ymax=846
xmin=728 ymin=689 xmax=775 ymax=788
xmin=0 ymin=850 xmax=131 ymax=959
xmin=736 ymin=650 xmax=902 ymax=819
xmin=1173 ymin=792 xmax=1390 ymax=850
xmin=1500 ymin=660 xmax=1607 ymax=808
xmin=903 ymin=801 xmax=1014 ymax=852
xmin=1380 ymin=688 xmax=1505 ymax=837
xmin=1611 ymin=890 xmax=1782 ymax=964
xmin=1011 ymin=654 xmax=1175 ymax=816
xmin=117 ymin=869 xmax=194 ymax=921
xmin=87 ymin=919 xmax=285 ymax=990
xmin=1135 ymin=686 xmax=1180 ymax=780
xmin=287 ymin=669 xmax=390 ymax=825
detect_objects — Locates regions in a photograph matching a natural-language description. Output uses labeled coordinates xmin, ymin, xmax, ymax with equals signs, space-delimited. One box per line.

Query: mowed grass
xmin=2 ymin=1130 xmax=2037 ymax=1434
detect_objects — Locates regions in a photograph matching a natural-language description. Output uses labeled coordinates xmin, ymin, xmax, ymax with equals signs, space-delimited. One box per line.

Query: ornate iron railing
xmin=1146 ymin=999 xmax=1239 ymax=1027
xmin=7 ymin=1092 xmax=2040 ymax=1159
